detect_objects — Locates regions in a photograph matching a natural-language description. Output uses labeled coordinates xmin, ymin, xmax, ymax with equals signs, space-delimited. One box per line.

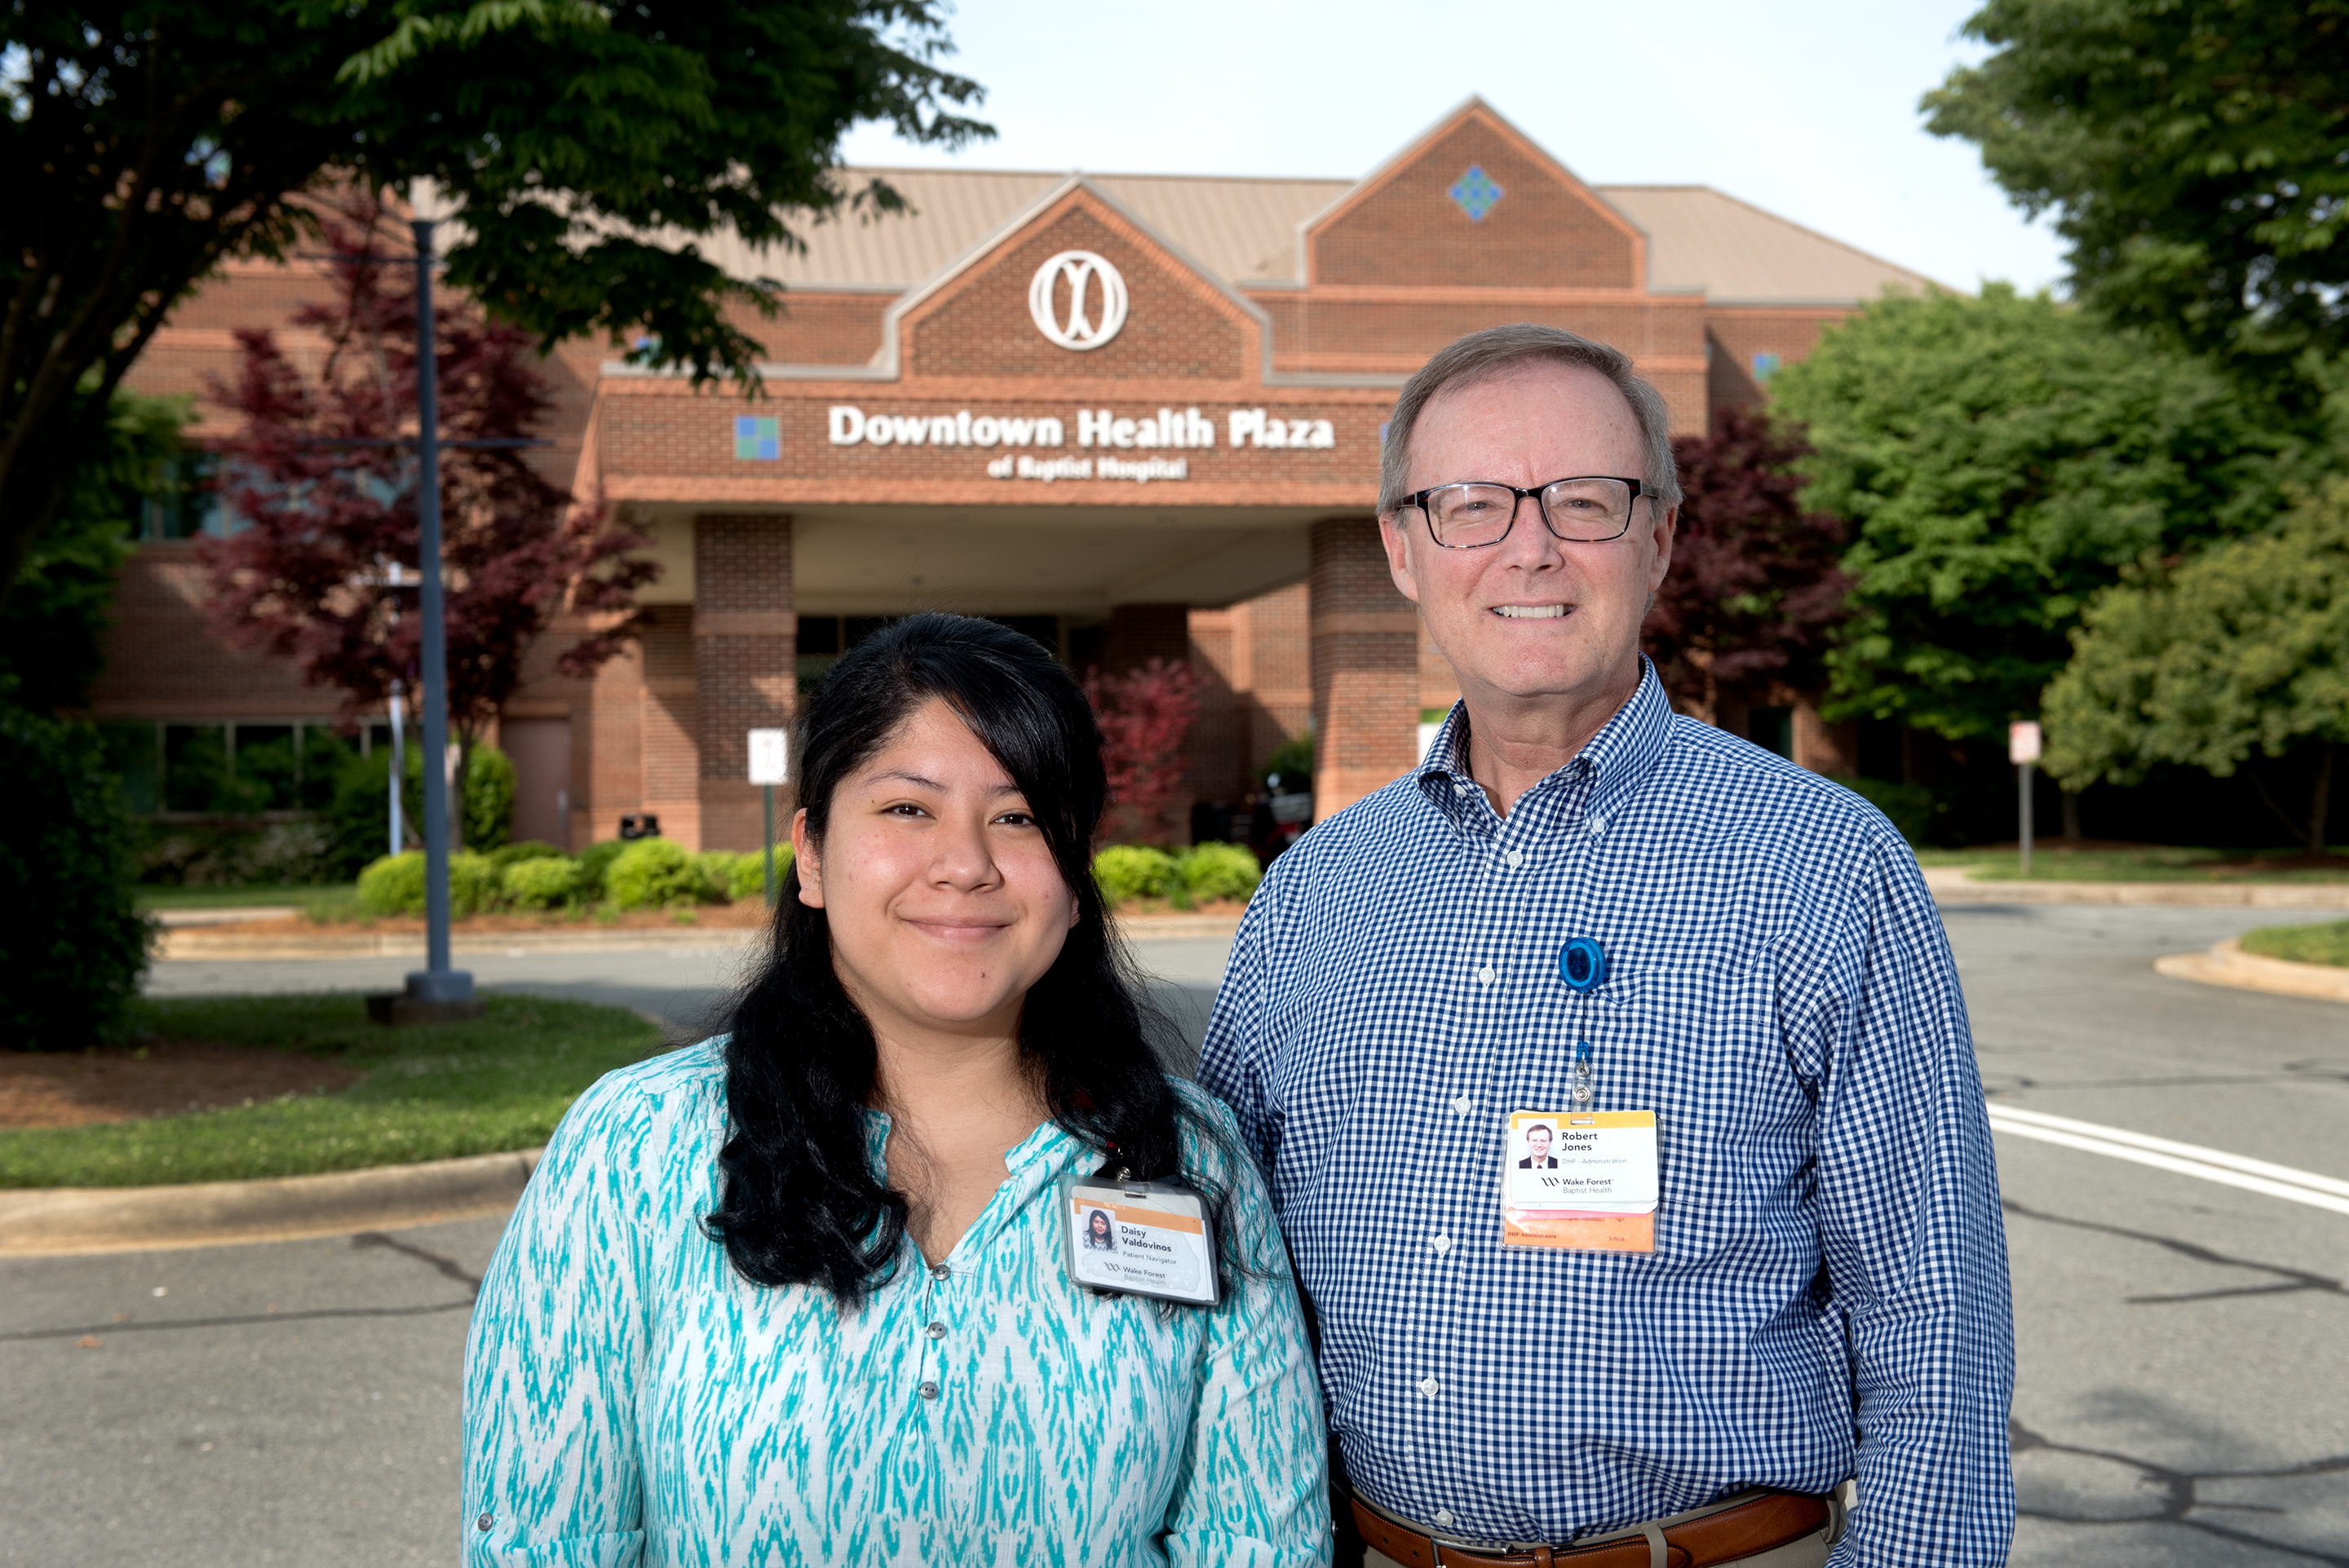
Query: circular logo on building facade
xmin=1028 ymin=250 xmax=1128 ymax=351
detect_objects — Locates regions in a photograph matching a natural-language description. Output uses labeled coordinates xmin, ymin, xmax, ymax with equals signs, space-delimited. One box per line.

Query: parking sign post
xmin=748 ymin=729 xmax=790 ymax=905
xmin=2010 ymin=721 xmax=2043 ymax=877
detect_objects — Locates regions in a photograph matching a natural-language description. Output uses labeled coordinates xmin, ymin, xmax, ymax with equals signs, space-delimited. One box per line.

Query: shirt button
xmin=1505 ymin=850 xmax=1523 ymax=868
xmin=1450 ymin=1094 xmax=1474 ymax=1115
xmin=1418 ymin=1376 xmax=1440 ymax=1398
xmin=1589 ymin=815 xmax=1608 ymax=835
xmin=1434 ymin=1509 xmax=1456 ymax=1528
xmin=919 ymin=1380 xmax=940 ymax=1400
xmin=929 ymin=1264 xmax=951 ymax=1281
xmin=476 ymin=1514 xmax=493 ymax=1533
xmin=925 ymin=1320 xmax=946 ymax=1339
xmin=1431 ymin=1234 xmax=1452 ymax=1253
xmin=1476 ymin=965 xmax=1495 ymax=986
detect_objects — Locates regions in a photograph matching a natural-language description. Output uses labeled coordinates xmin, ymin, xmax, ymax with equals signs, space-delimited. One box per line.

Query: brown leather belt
xmin=1350 ymin=1488 xmax=1832 ymax=1568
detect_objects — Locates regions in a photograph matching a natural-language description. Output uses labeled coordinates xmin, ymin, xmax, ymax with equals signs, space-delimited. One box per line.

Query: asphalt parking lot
xmin=4 ymin=908 xmax=2344 ymax=1566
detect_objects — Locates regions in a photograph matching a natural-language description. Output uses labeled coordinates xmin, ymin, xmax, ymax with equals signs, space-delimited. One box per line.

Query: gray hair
xmin=1378 ymin=323 xmax=1684 ymax=517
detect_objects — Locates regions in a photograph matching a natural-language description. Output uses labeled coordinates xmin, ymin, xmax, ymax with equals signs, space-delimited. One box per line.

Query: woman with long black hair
xmin=462 ymin=613 xmax=1329 ymax=1566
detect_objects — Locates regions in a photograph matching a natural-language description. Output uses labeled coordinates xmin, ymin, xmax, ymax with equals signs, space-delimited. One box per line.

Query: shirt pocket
xmin=1580 ymin=943 xmax=1791 ymax=1214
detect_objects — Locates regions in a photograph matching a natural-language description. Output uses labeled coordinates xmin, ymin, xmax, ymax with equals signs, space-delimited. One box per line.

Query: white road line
xmin=1986 ymin=1104 xmax=2349 ymax=1217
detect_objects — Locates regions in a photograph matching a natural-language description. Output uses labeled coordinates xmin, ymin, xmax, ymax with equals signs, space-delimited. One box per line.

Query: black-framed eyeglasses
xmin=1390 ymin=476 xmax=1652 ymax=548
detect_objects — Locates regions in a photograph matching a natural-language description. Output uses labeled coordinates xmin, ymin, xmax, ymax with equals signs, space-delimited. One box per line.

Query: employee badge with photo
xmin=1500 ymin=1109 xmax=1659 ymax=1253
xmin=1061 ymin=1175 xmax=1221 ymax=1306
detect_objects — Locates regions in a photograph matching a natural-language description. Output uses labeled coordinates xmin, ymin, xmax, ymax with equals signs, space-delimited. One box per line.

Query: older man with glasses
xmin=1200 ymin=324 xmax=2013 ymax=1568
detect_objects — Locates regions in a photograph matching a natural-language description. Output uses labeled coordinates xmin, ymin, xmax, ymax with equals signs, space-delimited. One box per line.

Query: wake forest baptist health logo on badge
xmin=1028 ymin=250 xmax=1128 ymax=351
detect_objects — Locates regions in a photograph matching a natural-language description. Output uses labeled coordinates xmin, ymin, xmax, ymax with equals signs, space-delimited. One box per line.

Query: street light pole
xmin=405 ymin=218 xmax=473 ymax=1014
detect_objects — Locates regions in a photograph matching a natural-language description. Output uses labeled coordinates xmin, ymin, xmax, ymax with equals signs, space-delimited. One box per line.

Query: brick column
xmin=694 ymin=513 xmax=795 ymax=852
xmin=1309 ymin=517 xmax=1420 ymax=816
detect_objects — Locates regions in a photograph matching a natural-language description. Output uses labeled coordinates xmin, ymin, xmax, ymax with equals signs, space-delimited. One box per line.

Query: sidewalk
xmin=1922 ymin=865 xmax=2349 ymax=910
xmin=153 ymin=908 xmax=1245 ymax=961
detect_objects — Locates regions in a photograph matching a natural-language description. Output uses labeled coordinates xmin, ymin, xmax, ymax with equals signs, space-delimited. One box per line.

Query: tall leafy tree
xmin=200 ymin=196 xmax=654 ymax=843
xmin=0 ymin=394 xmax=187 ymax=714
xmin=1924 ymin=0 xmax=2349 ymax=404
xmin=1772 ymin=285 xmax=2279 ymax=743
xmin=2045 ymin=486 xmax=2349 ymax=855
xmin=0 ymin=1 xmax=989 ymax=598
xmin=1643 ymin=408 xmax=1851 ymax=724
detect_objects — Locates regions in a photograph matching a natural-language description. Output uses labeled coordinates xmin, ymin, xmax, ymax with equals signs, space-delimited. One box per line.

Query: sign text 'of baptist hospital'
xmin=826 ymin=404 xmax=1338 ymax=452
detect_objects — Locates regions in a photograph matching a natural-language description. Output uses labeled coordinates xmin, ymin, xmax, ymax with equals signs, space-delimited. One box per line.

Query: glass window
xmin=234 ymin=725 xmax=300 ymax=811
xmin=142 ymin=453 xmax=225 ymax=541
xmin=100 ymin=722 xmax=162 ymax=815
xmin=796 ymin=616 xmax=841 ymax=656
xmin=299 ymin=726 xmax=360 ymax=810
xmin=163 ymin=724 xmax=234 ymax=811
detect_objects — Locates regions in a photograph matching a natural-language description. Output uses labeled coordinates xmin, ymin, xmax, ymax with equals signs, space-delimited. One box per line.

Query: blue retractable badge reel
xmin=1557 ymin=936 xmax=1607 ymax=992
xmin=1557 ymin=937 xmax=1606 ymax=1106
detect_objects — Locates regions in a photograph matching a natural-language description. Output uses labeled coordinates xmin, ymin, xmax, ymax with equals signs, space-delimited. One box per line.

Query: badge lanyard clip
xmin=1558 ymin=936 xmax=1607 ymax=1109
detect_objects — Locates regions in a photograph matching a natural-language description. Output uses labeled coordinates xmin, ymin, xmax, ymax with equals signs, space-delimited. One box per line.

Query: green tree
xmin=1925 ymin=0 xmax=2349 ymax=404
xmin=0 ymin=395 xmax=188 ymax=713
xmin=1772 ymin=285 xmax=2277 ymax=744
xmin=2045 ymin=487 xmax=2349 ymax=855
xmin=0 ymin=1 xmax=989 ymax=598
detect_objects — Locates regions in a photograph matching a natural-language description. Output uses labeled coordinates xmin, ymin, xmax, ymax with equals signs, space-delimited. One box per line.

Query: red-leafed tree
xmin=200 ymin=195 xmax=655 ymax=842
xmin=1085 ymin=658 xmax=1199 ymax=846
xmin=1644 ymin=409 xmax=1851 ymax=723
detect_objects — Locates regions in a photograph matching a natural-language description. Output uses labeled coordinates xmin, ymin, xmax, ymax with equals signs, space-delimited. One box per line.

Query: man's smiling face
xmin=1382 ymin=360 xmax=1675 ymax=716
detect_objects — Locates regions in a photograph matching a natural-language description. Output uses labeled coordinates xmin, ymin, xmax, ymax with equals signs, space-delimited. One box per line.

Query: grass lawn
xmin=2240 ymin=920 xmax=2349 ymax=968
xmin=135 ymin=883 xmax=349 ymax=911
xmin=1914 ymin=846 xmax=2349 ymax=883
xmin=0 ymin=993 xmax=665 ymax=1188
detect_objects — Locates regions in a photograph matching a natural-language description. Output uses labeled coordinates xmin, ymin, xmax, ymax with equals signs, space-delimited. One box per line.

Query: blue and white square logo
xmin=734 ymin=415 xmax=780 ymax=462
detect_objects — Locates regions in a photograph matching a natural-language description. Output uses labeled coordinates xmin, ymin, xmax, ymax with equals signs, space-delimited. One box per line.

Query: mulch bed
xmin=0 ymin=1042 xmax=362 ymax=1130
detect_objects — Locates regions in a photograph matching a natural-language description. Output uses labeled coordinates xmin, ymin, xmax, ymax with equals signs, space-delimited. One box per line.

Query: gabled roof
xmin=652 ymin=139 xmax=1949 ymax=303
xmin=1598 ymin=185 xmax=1944 ymax=304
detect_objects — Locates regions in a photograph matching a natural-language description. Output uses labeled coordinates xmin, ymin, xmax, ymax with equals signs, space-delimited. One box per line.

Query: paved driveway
xmin=5 ymin=909 xmax=2345 ymax=1566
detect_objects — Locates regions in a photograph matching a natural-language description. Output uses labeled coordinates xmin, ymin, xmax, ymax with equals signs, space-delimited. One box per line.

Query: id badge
xmin=1499 ymin=1109 xmax=1658 ymax=1253
xmin=1061 ymin=1175 xmax=1221 ymax=1306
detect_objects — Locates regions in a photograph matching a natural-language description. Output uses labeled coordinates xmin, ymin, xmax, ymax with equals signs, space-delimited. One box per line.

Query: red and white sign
xmin=2008 ymin=721 xmax=2042 ymax=765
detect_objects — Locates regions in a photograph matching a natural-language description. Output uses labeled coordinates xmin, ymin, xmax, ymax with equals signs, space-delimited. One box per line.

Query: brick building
xmin=103 ymin=99 xmax=1937 ymax=850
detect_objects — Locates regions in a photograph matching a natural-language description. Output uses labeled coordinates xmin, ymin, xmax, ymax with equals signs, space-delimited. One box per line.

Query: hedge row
xmin=355 ymin=839 xmax=792 ymax=917
xmin=1094 ymin=841 xmax=1262 ymax=908
xmin=352 ymin=837 xmax=1264 ymax=918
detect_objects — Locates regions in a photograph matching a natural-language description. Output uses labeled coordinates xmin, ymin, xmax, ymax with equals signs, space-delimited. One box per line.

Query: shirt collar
xmin=1415 ymin=656 xmax=1674 ymax=829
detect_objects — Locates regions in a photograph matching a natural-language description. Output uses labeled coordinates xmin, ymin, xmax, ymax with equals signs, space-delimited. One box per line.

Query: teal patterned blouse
xmin=461 ymin=1040 xmax=1332 ymax=1566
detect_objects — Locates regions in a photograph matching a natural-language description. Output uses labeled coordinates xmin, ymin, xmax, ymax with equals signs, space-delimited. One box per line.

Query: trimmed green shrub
xmin=729 ymin=845 xmax=792 ymax=902
xmin=607 ymin=838 xmax=703 ymax=910
xmin=489 ymin=840 xmax=564 ymax=870
xmin=0 ymin=708 xmax=153 ymax=1049
xmin=462 ymin=744 xmax=515 ymax=851
xmin=1094 ymin=845 xmax=1180 ymax=906
xmin=575 ymin=839 xmax=629 ymax=898
xmin=692 ymin=850 xmax=744 ymax=903
xmin=450 ymin=851 xmax=500 ymax=914
xmin=502 ymin=855 xmax=585 ymax=911
xmin=1178 ymin=842 xmax=1261 ymax=903
xmin=356 ymin=849 xmax=501 ymax=916
xmin=356 ymin=850 xmax=427 ymax=915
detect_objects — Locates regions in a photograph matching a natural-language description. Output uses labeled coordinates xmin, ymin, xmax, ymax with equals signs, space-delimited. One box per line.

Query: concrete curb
xmin=1924 ymin=866 xmax=2349 ymax=909
xmin=154 ymin=911 xmax=1239 ymax=961
xmin=0 ymin=1147 xmax=542 ymax=1258
xmin=2154 ymin=938 xmax=2349 ymax=1005
xmin=156 ymin=925 xmax=764 ymax=961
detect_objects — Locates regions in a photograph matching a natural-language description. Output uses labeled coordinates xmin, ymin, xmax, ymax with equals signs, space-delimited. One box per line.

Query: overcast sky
xmin=835 ymin=0 xmax=2066 ymax=295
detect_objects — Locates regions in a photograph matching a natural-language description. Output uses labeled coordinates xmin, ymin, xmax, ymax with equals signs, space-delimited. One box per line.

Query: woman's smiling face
xmin=794 ymin=696 xmax=1079 ymax=1045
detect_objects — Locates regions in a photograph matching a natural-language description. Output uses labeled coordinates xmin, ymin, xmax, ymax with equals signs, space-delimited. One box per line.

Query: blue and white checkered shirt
xmin=1198 ymin=663 xmax=2014 ymax=1564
